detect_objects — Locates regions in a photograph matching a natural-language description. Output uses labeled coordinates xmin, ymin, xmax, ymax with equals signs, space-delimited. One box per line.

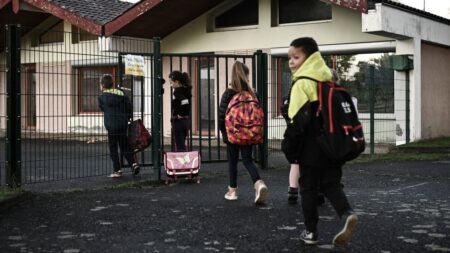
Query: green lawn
xmin=353 ymin=136 xmax=450 ymax=163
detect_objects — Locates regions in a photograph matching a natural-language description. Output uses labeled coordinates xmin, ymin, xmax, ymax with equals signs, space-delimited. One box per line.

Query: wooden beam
xmin=0 ymin=0 xmax=11 ymax=10
xmin=12 ymin=0 xmax=18 ymax=13
xmin=323 ymin=0 xmax=368 ymax=13
xmin=104 ymin=0 xmax=161 ymax=36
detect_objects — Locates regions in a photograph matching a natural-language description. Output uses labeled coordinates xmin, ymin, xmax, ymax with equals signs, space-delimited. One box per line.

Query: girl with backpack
xmin=218 ymin=61 xmax=268 ymax=205
xmin=169 ymin=71 xmax=192 ymax=151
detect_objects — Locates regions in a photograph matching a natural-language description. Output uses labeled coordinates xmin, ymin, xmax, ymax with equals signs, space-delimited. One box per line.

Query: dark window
xmin=273 ymin=57 xmax=291 ymax=117
xmin=274 ymin=0 xmax=331 ymax=25
xmin=215 ymin=0 xmax=258 ymax=29
xmin=72 ymin=25 xmax=98 ymax=43
xmin=39 ymin=22 xmax=64 ymax=44
xmin=77 ymin=66 xmax=116 ymax=113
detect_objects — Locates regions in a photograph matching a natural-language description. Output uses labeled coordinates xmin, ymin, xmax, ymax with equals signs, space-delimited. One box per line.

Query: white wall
xmin=362 ymin=3 xmax=450 ymax=141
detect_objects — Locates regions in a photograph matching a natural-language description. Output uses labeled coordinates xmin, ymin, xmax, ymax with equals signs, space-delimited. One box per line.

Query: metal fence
xmin=0 ymin=24 xmax=410 ymax=186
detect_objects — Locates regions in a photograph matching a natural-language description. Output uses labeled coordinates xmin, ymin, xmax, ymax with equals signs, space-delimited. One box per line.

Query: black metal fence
xmin=0 ymin=24 xmax=409 ymax=186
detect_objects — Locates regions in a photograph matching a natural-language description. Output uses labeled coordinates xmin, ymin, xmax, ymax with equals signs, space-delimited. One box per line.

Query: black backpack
xmin=315 ymin=81 xmax=365 ymax=162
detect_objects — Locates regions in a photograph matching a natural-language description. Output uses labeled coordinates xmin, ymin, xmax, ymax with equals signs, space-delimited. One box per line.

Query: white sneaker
xmin=333 ymin=212 xmax=359 ymax=247
xmin=224 ymin=187 xmax=238 ymax=200
xmin=108 ymin=170 xmax=122 ymax=178
xmin=254 ymin=180 xmax=268 ymax=204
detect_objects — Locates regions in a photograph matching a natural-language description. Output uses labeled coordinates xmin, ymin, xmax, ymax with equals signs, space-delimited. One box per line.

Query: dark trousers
xmin=108 ymin=131 xmax=135 ymax=172
xmin=299 ymin=165 xmax=352 ymax=232
xmin=227 ymin=143 xmax=261 ymax=188
xmin=173 ymin=119 xmax=190 ymax=151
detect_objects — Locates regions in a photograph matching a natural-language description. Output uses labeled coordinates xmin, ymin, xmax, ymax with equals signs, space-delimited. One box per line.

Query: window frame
xmin=271 ymin=0 xmax=332 ymax=27
xmin=209 ymin=0 xmax=259 ymax=32
xmin=76 ymin=66 xmax=117 ymax=114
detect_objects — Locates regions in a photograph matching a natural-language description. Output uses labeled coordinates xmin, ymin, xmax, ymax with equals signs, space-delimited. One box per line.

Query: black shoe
xmin=288 ymin=187 xmax=298 ymax=205
xmin=317 ymin=194 xmax=325 ymax=206
xmin=333 ymin=211 xmax=359 ymax=247
xmin=132 ymin=163 xmax=140 ymax=176
xmin=300 ymin=229 xmax=318 ymax=245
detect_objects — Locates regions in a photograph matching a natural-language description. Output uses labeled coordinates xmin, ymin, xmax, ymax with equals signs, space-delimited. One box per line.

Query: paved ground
xmin=0 ymin=159 xmax=449 ymax=253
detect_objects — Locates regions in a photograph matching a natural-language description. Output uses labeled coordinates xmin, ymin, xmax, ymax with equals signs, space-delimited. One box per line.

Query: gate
xmin=0 ymin=25 xmax=268 ymax=186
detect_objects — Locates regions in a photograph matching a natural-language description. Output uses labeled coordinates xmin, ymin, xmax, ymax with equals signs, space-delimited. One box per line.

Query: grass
xmin=0 ymin=186 xmax=24 ymax=202
xmin=352 ymin=136 xmax=450 ymax=163
xmin=397 ymin=136 xmax=450 ymax=148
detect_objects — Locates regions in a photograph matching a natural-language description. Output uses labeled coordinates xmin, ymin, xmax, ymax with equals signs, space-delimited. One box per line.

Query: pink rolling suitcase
xmin=163 ymin=150 xmax=201 ymax=184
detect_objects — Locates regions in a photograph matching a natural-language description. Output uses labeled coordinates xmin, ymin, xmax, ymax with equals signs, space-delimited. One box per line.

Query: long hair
xmin=230 ymin=61 xmax=255 ymax=97
xmin=169 ymin=71 xmax=192 ymax=89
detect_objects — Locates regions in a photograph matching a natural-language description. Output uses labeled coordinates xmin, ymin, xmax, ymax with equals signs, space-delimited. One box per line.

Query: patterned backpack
xmin=225 ymin=91 xmax=264 ymax=145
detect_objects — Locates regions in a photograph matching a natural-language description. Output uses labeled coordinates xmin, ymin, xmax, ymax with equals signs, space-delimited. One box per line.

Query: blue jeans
xmin=227 ymin=143 xmax=261 ymax=188
xmin=173 ymin=119 xmax=190 ymax=151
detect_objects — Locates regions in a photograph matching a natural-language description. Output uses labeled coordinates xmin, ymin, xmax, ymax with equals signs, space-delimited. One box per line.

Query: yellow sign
xmin=124 ymin=54 xmax=145 ymax=76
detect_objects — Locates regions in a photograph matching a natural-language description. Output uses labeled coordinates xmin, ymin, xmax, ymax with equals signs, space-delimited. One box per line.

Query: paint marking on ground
xmin=390 ymin=182 xmax=429 ymax=192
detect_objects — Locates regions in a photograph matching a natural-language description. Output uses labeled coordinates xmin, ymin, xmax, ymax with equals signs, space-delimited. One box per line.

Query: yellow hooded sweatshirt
xmin=288 ymin=51 xmax=332 ymax=121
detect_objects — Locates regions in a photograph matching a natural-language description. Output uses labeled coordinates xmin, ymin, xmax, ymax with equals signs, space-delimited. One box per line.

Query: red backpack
xmin=127 ymin=119 xmax=152 ymax=153
xmin=225 ymin=91 xmax=264 ymax=145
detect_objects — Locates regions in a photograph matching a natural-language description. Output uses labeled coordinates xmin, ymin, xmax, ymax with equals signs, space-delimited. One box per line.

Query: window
xmin=272 ymin=0 xmax=331 ymax=26
xmin=77 ymin=66 xmax=115 ymax=113
xmin=72 ymin=25 xmax=98 ymax=43
xmin=214 ymin=0 xmax=258 ymax=29
xmin=273 ymin=52 xmax=395 ymax=116
xmin=39 ymin=21 xmax=64 ymax=44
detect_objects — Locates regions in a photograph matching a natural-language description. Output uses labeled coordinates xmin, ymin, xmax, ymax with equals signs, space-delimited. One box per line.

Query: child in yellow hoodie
xmin=281 ymin=37 xmax=358 ymax=247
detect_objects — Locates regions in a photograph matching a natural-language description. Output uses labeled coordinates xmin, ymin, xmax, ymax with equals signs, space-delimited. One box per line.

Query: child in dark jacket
xmin=283 ymin=37 xmax=358 ymax=246
xmin=98 ymin=74 xmax=139 ymax=178
xmin=169 ymin=71 xmax=192 ymax=151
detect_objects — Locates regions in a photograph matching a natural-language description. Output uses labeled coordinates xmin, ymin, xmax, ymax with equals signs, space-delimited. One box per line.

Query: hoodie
xmin=282 ymin=51 xmax=333 ymax=167
xmin=98 ymin=88 xmax=132 ymax=134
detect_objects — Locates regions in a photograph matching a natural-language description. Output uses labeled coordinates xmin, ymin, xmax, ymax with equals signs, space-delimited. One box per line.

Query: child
xmin=98 ymin=74 xmax=140 ymax=178
xmin=282 ymin=37 xmax=358 ymax=246
xmin=218 ymin=61 xmax=268 ymax=205
xmin=169 ymin=71 xmax=192 ymax=151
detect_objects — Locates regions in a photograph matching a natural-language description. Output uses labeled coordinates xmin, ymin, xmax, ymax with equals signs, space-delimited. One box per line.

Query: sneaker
xmin=300 ymin=229 xmax=318 ymax=245
xmin=224 ymin=187 xmax=238 ymax=200
xmin=333 ymin=212 xmax=359 ymax=247
xmin=132 ymin=163 xmax=140 ymax=176
xmin=254 ymin=180 xmax=268 ymax=205
xmin=109 ymin=170 xmax=122 ymax=178
xmin=288 ymin=187 xmax=298 ymax=205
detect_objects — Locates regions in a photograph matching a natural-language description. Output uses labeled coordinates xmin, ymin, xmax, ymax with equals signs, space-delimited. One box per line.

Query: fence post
xmin=5 ymin=24 xmax=21 ymax=187
xmin=405 ymin=70 xmax=410 ymax=143
xmin=152 ymin=38 xmax=162 ymax=181
xmin=255 ymin=50 xmax=268 ymax=170
xmin=368 ymin=65 xmax=375 ymax=155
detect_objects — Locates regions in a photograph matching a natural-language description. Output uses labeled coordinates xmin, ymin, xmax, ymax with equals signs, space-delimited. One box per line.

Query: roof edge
xmin=22 ymin=0 xmax=103 ymax=35
xmin=104 ymin=0 xmax=162 ymax=36
xmin=371 ymin=0 xmax=450 ymax=25
xmin=0 ymin=0 xmax=11 ymax=9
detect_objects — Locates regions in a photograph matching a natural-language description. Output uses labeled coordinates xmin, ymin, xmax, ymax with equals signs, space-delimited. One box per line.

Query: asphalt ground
xmin=0 ymin=159 xmax=449 ymax=253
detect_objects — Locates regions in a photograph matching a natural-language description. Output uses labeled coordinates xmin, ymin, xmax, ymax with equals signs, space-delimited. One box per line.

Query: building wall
xmin=421 ymin=43 xmax=450 ymax=139
xmin=162 ymin=1 xmax=388 ymax=53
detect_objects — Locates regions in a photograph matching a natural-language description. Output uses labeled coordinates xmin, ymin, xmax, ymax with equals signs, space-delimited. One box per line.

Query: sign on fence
xmin=124 ymin=54 xmax=145 ymax=76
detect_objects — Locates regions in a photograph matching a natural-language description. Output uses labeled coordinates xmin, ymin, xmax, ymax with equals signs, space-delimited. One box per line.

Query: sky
xmin=396 ymin=0 xmax=450 ymax=19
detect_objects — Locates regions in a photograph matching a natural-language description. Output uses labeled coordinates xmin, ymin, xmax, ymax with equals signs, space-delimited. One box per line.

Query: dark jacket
xmin=282 ymin=51 xmax=335 ymax=167
xmin=172 ymin=86 xmax=191 ymax=118
xmin=98 ymin=88 xmax=132 ymax=134
xmin=218 ymin=88 xmax=237 ymax=143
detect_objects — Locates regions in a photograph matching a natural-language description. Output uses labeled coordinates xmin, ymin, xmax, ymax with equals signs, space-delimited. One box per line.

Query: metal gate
xmin=0 ymin=25 xmax=268 ymax=186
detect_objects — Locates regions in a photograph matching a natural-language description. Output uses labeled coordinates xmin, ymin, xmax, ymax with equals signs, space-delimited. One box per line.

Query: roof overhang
xmin=107 ymin=0 xmax=226 ymax=38
xmin=323 ymin=0 xmax=368 ymax=13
